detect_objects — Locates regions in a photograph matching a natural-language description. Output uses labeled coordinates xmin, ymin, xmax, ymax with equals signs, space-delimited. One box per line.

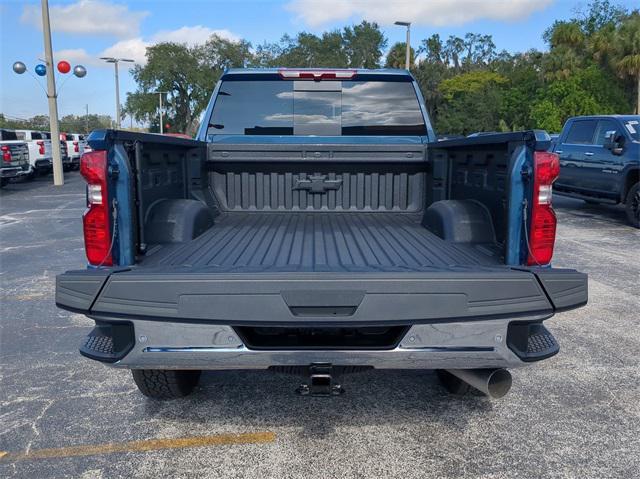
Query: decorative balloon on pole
xmin=12 ymin=58 xmax=87 ymax=185
xmin=13 ymin=59 xmax=87 ymax=98
xmin=13 ymin=59 xmax=87 ymax=83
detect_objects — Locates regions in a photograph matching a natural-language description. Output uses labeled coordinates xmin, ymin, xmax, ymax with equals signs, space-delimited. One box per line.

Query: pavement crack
xmin=24 ymin=400 xmax=55 ymax=455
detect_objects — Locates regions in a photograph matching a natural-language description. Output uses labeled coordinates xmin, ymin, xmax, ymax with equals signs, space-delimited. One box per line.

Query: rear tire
xmin=131 ymin=369 xmax=201 ymax=399
xmin=436 ymin=369 xmax=471 ymax=395
xmin=625 ymin=182 xmax=640 ymax=228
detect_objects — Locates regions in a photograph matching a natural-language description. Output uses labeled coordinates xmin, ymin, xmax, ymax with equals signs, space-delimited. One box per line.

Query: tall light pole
xmin=100 ymin=57 xmax=134 ymax=129
xmin=153 ymin=91 xmax=168 ymax=134
xmin=394 ymin=21 xmax=411 ymax=70
xmin=41 ymin=0 xmax=63 ymax=186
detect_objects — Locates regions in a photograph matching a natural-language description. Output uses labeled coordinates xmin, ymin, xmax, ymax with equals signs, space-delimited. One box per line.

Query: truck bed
xmin=140 ymin=212 xmax=502 ymax=273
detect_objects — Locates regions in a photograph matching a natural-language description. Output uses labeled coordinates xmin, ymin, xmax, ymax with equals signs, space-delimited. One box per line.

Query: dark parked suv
xmin=553 ymin=115 xmax=640 ymax=227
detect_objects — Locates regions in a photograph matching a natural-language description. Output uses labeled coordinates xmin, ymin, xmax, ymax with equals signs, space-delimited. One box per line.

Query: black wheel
xmin=436 ymin=369 xmax=471 ymax=395
xmin=0 ymin=178 xmax=7 ymax=188
xmin=131 ymin=369 xmax=201 ymax=399
xmin=625 ymin=182 xmax=640 ymax=228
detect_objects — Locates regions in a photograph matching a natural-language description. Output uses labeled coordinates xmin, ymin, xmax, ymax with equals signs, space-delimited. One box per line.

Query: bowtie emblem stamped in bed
xmin=293 ymin=175 xmax=343 ymax=194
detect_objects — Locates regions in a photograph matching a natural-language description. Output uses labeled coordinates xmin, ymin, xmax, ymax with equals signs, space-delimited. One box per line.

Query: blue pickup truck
xmin=553 ymin=115 xmax=640 ymax=228
xmin=55 ymin=69 xmax=587 ymax=400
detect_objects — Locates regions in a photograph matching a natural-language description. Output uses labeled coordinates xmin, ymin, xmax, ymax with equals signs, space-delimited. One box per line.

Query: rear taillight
xmin=527 ymin=151 xmax=560 ymax=266
xmin=37 ymin=140 xmax=45 ymax=155
xmin=278 ymin=69 xmax=356 ymax=80
xmin=1 ymin=145 xmax=11 ymax=162
xmin=73 ymin=141 xmax=79 ymax=153
xmin=80 ymin=150 xmax=112 ymax=266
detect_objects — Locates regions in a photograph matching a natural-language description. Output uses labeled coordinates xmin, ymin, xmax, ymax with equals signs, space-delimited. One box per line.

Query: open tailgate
xmin=56 ymin=267 xmax=586 ymax=326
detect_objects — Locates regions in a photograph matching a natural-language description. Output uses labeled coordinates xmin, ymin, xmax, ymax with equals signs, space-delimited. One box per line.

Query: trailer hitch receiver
xmin=296 ymin=363 xmax=344 ymax=397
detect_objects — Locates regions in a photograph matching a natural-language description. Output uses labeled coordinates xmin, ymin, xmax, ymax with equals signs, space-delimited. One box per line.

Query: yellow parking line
xmin=0 ymin=431 xmax=275 ymax=462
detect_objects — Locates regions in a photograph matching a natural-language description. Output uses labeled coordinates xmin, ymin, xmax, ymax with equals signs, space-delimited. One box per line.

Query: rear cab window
xmin=207 ymin=76 xmax=427 ymax=137
xmin=0 ymin=129 xmax=18 ymax=141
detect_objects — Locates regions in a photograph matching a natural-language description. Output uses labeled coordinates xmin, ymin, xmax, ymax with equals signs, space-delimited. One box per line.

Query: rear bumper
xmin=35 ymin=158 xmax=52 ymax=170
xmin=81 ymin=316 xmax=553 ymax=370
xmin=57 ymin=267 xmax=586 ymax=370
xmin=0 ymin=167 xmax=24 ymax=178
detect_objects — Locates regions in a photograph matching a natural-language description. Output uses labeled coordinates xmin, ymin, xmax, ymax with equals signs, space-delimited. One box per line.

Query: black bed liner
xmin=141 ymin=212 xmax=502 ymax=272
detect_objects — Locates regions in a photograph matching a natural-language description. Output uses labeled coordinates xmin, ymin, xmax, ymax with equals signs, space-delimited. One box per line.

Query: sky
xmin=0 ymin=0 xmax=607 ymax=122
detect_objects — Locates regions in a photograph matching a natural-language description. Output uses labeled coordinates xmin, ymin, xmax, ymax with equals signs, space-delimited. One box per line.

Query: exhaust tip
xmin=442 ymin=368 xmax=513 ymax=399
xmin=486 ymin=369 xmax=512 ymax=399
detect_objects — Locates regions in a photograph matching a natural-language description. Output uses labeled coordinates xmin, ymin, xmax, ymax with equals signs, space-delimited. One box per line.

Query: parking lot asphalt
xmin=1 ymin=174 xmax=639 ymax=478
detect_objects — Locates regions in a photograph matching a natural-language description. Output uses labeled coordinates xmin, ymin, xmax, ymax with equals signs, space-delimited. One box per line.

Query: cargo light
xmin=278 ymin=69 xmax=356 ymax=80
xmin=1 ymin=145 xmax=11 ymax=162
xmin=80 ymin=150 xmax=112 ymax=266
xmin=527 ymin=151 xmax=560 ymax=266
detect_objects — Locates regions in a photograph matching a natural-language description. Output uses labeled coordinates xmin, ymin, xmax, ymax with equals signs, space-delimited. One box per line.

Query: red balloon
xmin=57 ymin=61 xmax=71 ymax=74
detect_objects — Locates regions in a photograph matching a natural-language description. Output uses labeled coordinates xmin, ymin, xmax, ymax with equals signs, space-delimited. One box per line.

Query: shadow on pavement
xmin=141 ymin=369 xmax=494 ymax=438
xmin=553 ymin=194 xmax=630 ymax=227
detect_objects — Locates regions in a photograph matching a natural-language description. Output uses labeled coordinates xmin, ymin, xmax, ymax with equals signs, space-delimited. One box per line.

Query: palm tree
xmin=613 ymin=12 xmax=640 ymax=113
xmin=384 ymin=43 xmax=415 ymax=70
xmin=547 ymin=21 xmax=585 ymax=50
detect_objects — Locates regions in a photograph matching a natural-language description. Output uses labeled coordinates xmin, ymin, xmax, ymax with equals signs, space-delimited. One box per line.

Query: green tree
xmin=612 ymin=12 xmax=640 ymax=113
xmin=384 ymin=43 xmax=415 ymax=69
xmin=254 ymin=21 xmax=386 ymax=68
xmin=125 ymin=36 xmax=252 ymax=135
xmin=342 ymin=21 xmax=387 ymax=68
xmin=436 ymin=71 xmax=508 ymax=135
xmin=272 ymin=31 xmax=349 ymax=67
xmin=125 ymin=42 xmax=211 ymax=134
xmin=495 ymin=50 xmax=546 ymax=131
xmin=530 ymin=65 xmax=628 ymax=131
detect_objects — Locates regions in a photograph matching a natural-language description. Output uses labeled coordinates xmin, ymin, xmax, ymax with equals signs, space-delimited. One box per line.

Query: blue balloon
xmin=35 ymin=64 xmax=47 ymax=76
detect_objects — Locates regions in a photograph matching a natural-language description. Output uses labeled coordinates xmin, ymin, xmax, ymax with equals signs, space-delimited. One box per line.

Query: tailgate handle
xmin=281 ymin=290 xmax=364 ymax=317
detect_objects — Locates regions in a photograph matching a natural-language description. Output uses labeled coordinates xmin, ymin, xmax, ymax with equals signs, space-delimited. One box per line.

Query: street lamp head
xmin=394 ymin=21 xmax=411 ymax=27
xmin=100 ymin=57 xmax=135 ymax=64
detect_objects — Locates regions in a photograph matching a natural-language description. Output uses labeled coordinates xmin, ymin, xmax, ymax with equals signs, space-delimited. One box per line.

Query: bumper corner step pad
xmin=79 ymin=322 xmax=135 ymax=363
xmin=506 ymin=322 xmax=559 ymax=362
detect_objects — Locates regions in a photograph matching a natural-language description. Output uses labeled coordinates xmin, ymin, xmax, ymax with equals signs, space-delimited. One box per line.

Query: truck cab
xmin=553 ymin=115 xmax=640 ymax=227
xmin=15 ymin=129 xmax=53 ymax=176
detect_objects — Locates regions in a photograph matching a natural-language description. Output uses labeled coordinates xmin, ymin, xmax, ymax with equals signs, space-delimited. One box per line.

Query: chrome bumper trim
xmin=102 ymin=316 xmax=542 ymax=370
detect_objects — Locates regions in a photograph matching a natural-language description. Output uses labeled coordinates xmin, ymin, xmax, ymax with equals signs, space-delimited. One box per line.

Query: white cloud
xmin=100 ymin=38 xmax=150 ymax=64
xmin=286 ymin=0 xmax=554 ymax=27
xmin=151 ymin=26 xmax=240 ymax=46
xmin=61 ymin=26 xmax=242 ymax=67
xmin=21 ymin=0 xmax=148 ymax=38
